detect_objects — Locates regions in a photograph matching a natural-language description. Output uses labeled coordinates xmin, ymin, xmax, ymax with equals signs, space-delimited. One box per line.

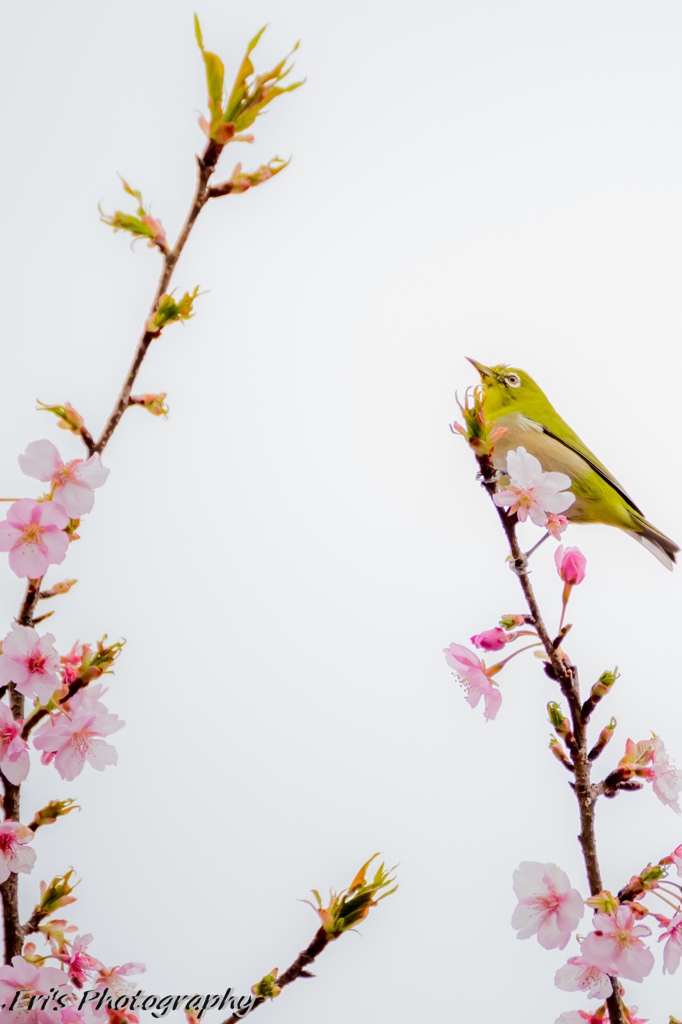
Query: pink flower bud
xmin=554 ymin=545 xmax=587 ymax=585
xmin=470 ymin=627 xmax=513 ymax=652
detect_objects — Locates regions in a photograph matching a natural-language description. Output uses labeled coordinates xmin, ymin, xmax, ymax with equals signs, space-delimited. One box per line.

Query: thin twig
xmin=93 ymin=140 xmax=222 ymax=456
xmin=221 ymin=927 xmax=329 ymax=1024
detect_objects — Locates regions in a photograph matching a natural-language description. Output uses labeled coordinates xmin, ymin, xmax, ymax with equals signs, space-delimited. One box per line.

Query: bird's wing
xmin=539 ymin=424 xmax=644 ymax=516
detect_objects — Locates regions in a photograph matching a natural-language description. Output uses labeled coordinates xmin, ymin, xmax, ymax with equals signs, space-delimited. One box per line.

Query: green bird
xmin=468 ymin=359 xmax=679 ymax=570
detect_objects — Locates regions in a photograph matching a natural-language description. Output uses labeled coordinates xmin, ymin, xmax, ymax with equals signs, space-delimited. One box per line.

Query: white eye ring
xmin=505 ymin=373 xmax=521 ymax=388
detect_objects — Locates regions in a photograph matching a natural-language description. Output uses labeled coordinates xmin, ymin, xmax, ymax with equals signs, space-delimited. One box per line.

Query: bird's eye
xmin=505 ymin=373 xmax=521 ymax=388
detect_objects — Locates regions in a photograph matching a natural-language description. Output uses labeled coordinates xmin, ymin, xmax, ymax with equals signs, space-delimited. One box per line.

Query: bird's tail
xmin=628 ymin=514 xmax=679 ymax=571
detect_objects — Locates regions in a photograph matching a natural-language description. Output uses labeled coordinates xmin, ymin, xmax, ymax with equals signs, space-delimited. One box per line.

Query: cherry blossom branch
xmin=221 ymin=855 xmax=397 ymax=1024
xmin=473 ymin=450 xmax=627 ymax=1024
xmin=0 ymin=92 xmax=228 ymax=966
xmin=92 ymin=140 xmax=222 ymax=457
xmin=0 ymin=20 xmax=307 ymax=979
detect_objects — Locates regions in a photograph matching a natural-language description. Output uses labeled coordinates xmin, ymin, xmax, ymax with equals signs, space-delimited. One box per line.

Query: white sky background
xmin=1 ymin=0 xmax=682 ymax=1021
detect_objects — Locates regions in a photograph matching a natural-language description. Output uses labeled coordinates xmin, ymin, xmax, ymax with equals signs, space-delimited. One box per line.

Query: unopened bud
xmin=500 ymin=614 xmax=529 ymax=629
xmin=129 ymin=393 xmax=169 ymax=417
xmin=37 ymin=401 xmax=85 ymax=436
xmin=586 ymin=890 xmax=619 ymax=915
xmin=548 ymin=702 xmax=575 ymax=747
xmin=41 ymin=580 xmax=77 ymax=599
xmin=588 ymin=718 xmax=617 ymax=761
xmin=591 ymin=668 xmax=618 ymax=701
xmin=251 ymin=969 xmax=281 ymax=1000
xmin=549 ymin=736 xmax=573 ymax=769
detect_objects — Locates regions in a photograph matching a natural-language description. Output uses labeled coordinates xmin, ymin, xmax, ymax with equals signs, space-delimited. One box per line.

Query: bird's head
xmin=466 ymin=359 xmax=548 ymax=418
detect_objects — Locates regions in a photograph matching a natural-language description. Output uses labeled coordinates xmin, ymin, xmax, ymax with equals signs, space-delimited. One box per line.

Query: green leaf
xmin=224 ymin=25 xmax=267 ymax=122
xmin=204 ymin=50 xmax=225 ymax=114
xmin=194 ymin=14 xmax=225 ymax=119
xmin=194 ymin=13 xmax=204 ymax=50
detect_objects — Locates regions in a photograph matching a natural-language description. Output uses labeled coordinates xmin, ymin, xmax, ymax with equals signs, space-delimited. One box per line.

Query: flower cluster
xmin=512 ymin=852 xmax=682 ymax=1022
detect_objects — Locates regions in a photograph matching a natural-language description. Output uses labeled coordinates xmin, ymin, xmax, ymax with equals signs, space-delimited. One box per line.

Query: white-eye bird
xmin=468 ymin=359 xmax=679 ymax=570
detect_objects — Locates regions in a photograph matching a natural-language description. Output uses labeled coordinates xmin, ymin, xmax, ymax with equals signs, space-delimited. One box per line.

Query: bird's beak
xmin=466 ymin=357 xmax=494 ymax=381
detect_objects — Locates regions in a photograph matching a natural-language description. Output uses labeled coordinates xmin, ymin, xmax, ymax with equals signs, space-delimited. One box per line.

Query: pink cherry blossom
xmin=555 ymin=546 xmax=587 ymax=586
xmin=470 ymin=627 xmax=516 ymax=651
xmin=0 ymin=499 xmax=69 ymax=578
xmin=19 ymin=440 xmax=109 ymax=519
xmin=0 ymin=956 xmax=74 ymax=1024
xmin=656 ymin=911 xmax=682 ymax=974
xmin=56 ymin=933 xmax=101 ymax=988
xmin=33 ymin=709 xmax=124 ymax=782
xmin=581 ymin=905 xmax=654 ymax=982
xmin=512 ymin=861 xmax=584 ymax=950
xmin=0 ymin=623 xmax=61 ymax=704
xmin=649 ymin=736 xmax=682 ymax=814
xmin=94 ymin=961 xmax=145 ymax=999
xmin=443 ymin=643 xmax=502 ymax=721
xmin=547 ymin=513 xmax=569 ymax=539
xmin=493 ymin=447 xmax=575 ymax=527
xmin=669 ymin=844 xmax=682 ymax=876
xmin=555 ymin=1008 xmax=607 ymax=1024
xmin=0 ymin=703 xmax=30 ymax=785
xmin=554 ymin=955 xmax=612 ymax=999
xmin=0 ymin=821 xmax=36 ymax=883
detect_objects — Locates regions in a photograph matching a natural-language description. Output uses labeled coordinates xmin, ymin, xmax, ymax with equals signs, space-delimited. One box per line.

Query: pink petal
xmin=8 ymin=544 xmax=48 ymax=579
xmin=18 ymin=440 xmax=61 ymax=482
xmin=528 ymin=504 xmax=549 ymax=527
xmin=0 ymin=750 xmax=29 ymax=786
xmin=40 ymin=528 xmax=69 ymax=565
xmin=5 ymin=499 xmax=38 ymax=530
xmin=0 ymin=522 xmax=21 ymax=552
xmin=35 ymin=501 xmax=69 ymax=530
xmin=537 ymin=914 xmax=571 ymax=950
xmin=54 ymin=745 xmax=88 ymax=782
xmin=483 ymin=687 xmax=502 ymax=721
xmin=76 ymin=454 xmax=110 ymax=489
xmin=534 ymin=471 xmax=573 ymax=494
xmin=443 ymin=643 xmax=482 ymax=673
xmin=53 ymin=480 xmax=94 ymax=517
xmin=511 ymin=902 xmax=542 ymax=939
xmin=85 ymin=739 xmax=118 ymax=771
xmin=11 ymin=846 xmax=36 ymax=875
xmin=506 ymin=447 xmax=542 ymax=488
xmin=541 ymin=491 xmax=576 ymax=514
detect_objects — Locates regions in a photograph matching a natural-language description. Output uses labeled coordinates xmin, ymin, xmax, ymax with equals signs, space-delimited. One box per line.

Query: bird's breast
xmin=491 ymin=413 xmax=592 ymax=520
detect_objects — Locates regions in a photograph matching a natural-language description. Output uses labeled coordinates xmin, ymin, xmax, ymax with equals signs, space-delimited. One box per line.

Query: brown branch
xmin=221 ymin=927 xmax=329 ymax=1024
xmin=93 ymin=140 xmax=223 ymax=456
xmin=474 ymin=451 xmax=626 ymax=1024
xmin=0 ymin=139 xmax=228 ymax=964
